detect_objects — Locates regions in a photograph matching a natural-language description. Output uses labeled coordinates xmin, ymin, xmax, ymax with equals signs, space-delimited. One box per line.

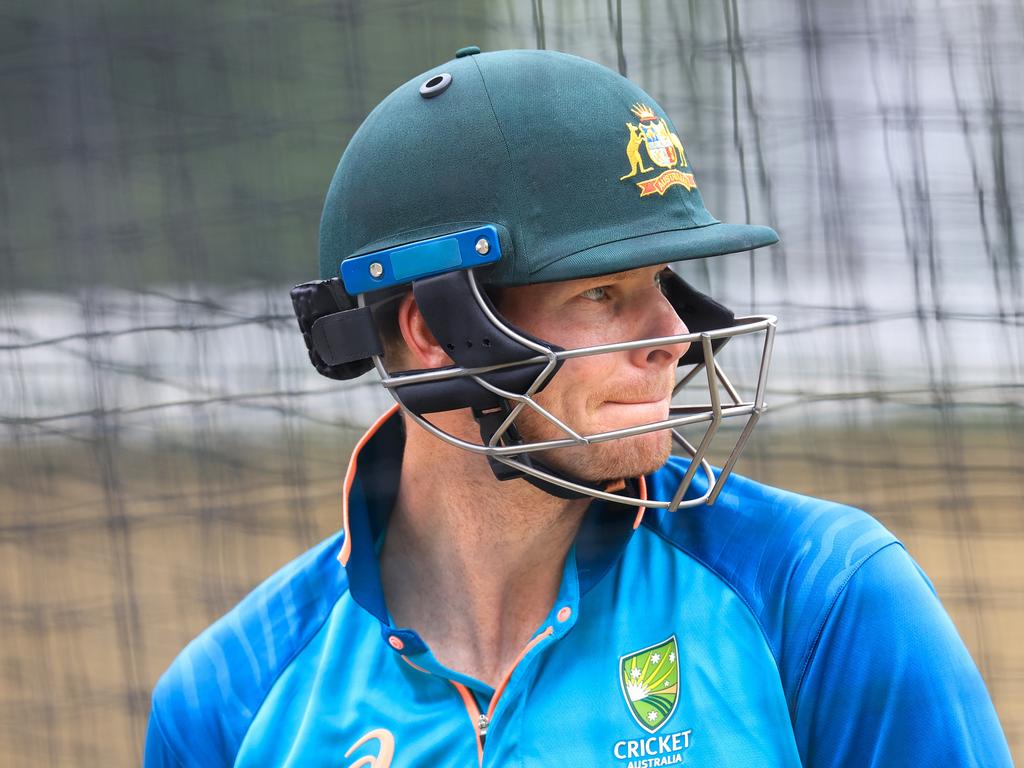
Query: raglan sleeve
xmin=792 ymin=542 xmax=1013 ymax=768
xmin=140 ymin=647 xmax=239 ymax=768
xmin=143 ymin=703 xmax=187 ymax=768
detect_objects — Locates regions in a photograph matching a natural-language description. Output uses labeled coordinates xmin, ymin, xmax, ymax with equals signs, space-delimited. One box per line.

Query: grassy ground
xmin=0 ymin=418 xmax=1020 ymax=765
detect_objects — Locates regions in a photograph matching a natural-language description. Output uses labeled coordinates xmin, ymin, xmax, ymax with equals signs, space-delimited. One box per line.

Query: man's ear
xmin=397 ymin=292 xmax=454 ymax=368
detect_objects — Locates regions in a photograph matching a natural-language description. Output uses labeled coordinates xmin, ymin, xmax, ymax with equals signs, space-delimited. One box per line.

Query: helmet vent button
xmin=419 ymin=72 xmax=452 ymax=98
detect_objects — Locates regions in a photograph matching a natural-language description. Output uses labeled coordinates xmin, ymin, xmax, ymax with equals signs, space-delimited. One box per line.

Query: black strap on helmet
xmin=398 ymin=269 xmax=603 ymax=498
xmin=395 ymin=268 xmax=563 ymax=414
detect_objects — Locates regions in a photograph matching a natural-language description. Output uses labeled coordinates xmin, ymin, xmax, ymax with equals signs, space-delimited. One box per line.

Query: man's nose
xmin=629 ymin=292 xmax=690 ymax=368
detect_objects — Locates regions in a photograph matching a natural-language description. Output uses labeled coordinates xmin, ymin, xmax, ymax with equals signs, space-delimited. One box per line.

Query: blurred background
xmin=1 ymin=0 xmax=1021 ymax=764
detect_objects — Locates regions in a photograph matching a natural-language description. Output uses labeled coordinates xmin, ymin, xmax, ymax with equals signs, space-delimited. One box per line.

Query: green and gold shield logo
xmin=619 ymin=635 xmax=680 ymax=733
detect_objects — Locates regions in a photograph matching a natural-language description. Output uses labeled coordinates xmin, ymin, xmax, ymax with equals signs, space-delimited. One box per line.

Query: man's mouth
xmin=605 ymin=397 xmax=669 ymax=406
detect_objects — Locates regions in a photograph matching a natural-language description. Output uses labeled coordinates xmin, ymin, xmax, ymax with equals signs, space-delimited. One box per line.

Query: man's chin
xmin=531 ymin=431 xmax=673 ymax=485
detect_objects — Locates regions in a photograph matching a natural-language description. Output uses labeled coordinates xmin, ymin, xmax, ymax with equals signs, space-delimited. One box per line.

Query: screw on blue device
xmin=340 ymin=225 xmax=502 ymax=296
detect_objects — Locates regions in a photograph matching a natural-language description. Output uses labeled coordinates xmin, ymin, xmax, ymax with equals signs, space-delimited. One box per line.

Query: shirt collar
xmin=338 ymin=406 xmax=646 ymax=631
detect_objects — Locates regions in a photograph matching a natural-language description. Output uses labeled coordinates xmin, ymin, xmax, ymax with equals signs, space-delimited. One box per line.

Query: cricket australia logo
xmin=620 ymin=104 xmax=697 ymax=197
xmin=619 ymin=635 xmax=680 ymax=732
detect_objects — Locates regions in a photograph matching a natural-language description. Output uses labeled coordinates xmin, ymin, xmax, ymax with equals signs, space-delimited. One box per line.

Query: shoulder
xmin=145 ymin=531 xmax=350 ymax=768
xmin=643 ymin=457 xmax=900 ymax=604
xmin=641 ymin=458 xmax=900 ymax=710
xmin=641 ymin=460 xmax=1013 ymax=765
xmin=792 ymin=541 xmax=1014 ymax=766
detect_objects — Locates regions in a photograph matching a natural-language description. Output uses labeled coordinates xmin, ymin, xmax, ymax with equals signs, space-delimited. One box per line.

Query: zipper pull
xmin=477 ymin=713 xmax=490 ymax=738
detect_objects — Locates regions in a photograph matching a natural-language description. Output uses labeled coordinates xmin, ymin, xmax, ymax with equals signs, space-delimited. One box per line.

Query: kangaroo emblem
xmin=669 ymin=131 xmax=687 ymax=169
xmin=620 ymin=122 xmax=654 ymax=180
xmin=620 ymin=103 xmax=697 ymax=196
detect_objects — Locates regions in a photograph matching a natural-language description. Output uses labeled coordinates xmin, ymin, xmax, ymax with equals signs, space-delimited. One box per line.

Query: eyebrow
xmin=580 ymin=266 xmax=663 ymax=286
xmin=592 ymin=272 xmax=631 ymax=284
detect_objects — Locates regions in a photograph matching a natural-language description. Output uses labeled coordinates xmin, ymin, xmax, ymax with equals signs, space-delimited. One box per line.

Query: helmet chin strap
xmin=471 ymin=402 xmax=628 ymax=501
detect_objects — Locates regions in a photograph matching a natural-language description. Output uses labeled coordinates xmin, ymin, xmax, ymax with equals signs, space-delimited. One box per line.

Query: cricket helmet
xmin=292 ymin=47 xmax=778 ymax=509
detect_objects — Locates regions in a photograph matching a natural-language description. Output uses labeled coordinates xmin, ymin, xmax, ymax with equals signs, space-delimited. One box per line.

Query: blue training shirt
xmin=144 ymin=407 xmax=1012 ymax=767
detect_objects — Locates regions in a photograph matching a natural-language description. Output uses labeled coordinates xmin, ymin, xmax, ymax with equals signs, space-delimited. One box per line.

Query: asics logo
xmin=344 ymin=728 xmax=395 ymax=768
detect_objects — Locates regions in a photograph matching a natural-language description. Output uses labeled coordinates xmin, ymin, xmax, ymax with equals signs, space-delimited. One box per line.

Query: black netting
xmin=0 ymin=0 xmax=1020 ymax=763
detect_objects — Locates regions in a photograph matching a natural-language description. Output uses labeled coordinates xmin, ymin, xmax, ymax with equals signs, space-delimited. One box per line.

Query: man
xmin=145 ymin=48 xmax=1012 ymax=767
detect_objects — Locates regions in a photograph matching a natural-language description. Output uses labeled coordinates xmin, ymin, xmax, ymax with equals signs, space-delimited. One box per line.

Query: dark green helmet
xmin=318 ymin=48 xmax=777 ymax=286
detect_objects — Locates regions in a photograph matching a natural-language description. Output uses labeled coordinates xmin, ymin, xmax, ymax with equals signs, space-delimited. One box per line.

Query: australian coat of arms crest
xmin=620 ymin=104 xmax=697 ymax=197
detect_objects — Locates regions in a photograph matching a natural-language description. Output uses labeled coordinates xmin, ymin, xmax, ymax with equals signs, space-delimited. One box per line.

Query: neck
xmin=379 ymin=412 xmax=589 ymax=687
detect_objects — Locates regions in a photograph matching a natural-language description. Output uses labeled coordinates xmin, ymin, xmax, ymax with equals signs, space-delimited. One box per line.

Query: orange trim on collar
xmin=486 ymin=625 xmax=554 ymax=727
xmin=632 ymin=475 xmax=649 ymax=529
xmin=400 ymin=655 xmax=431 ymax=676
xmin=337 ymin=404 xmax=401 ymax=567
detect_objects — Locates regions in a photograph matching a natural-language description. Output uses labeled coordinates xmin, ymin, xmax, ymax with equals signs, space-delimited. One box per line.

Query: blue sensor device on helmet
xmin=340 ymin=225 xmax=502 ymax=296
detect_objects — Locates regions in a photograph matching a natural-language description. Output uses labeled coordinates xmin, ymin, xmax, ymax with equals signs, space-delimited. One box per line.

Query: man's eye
xmin=580 ymin=286 xmax=607 ymax=301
